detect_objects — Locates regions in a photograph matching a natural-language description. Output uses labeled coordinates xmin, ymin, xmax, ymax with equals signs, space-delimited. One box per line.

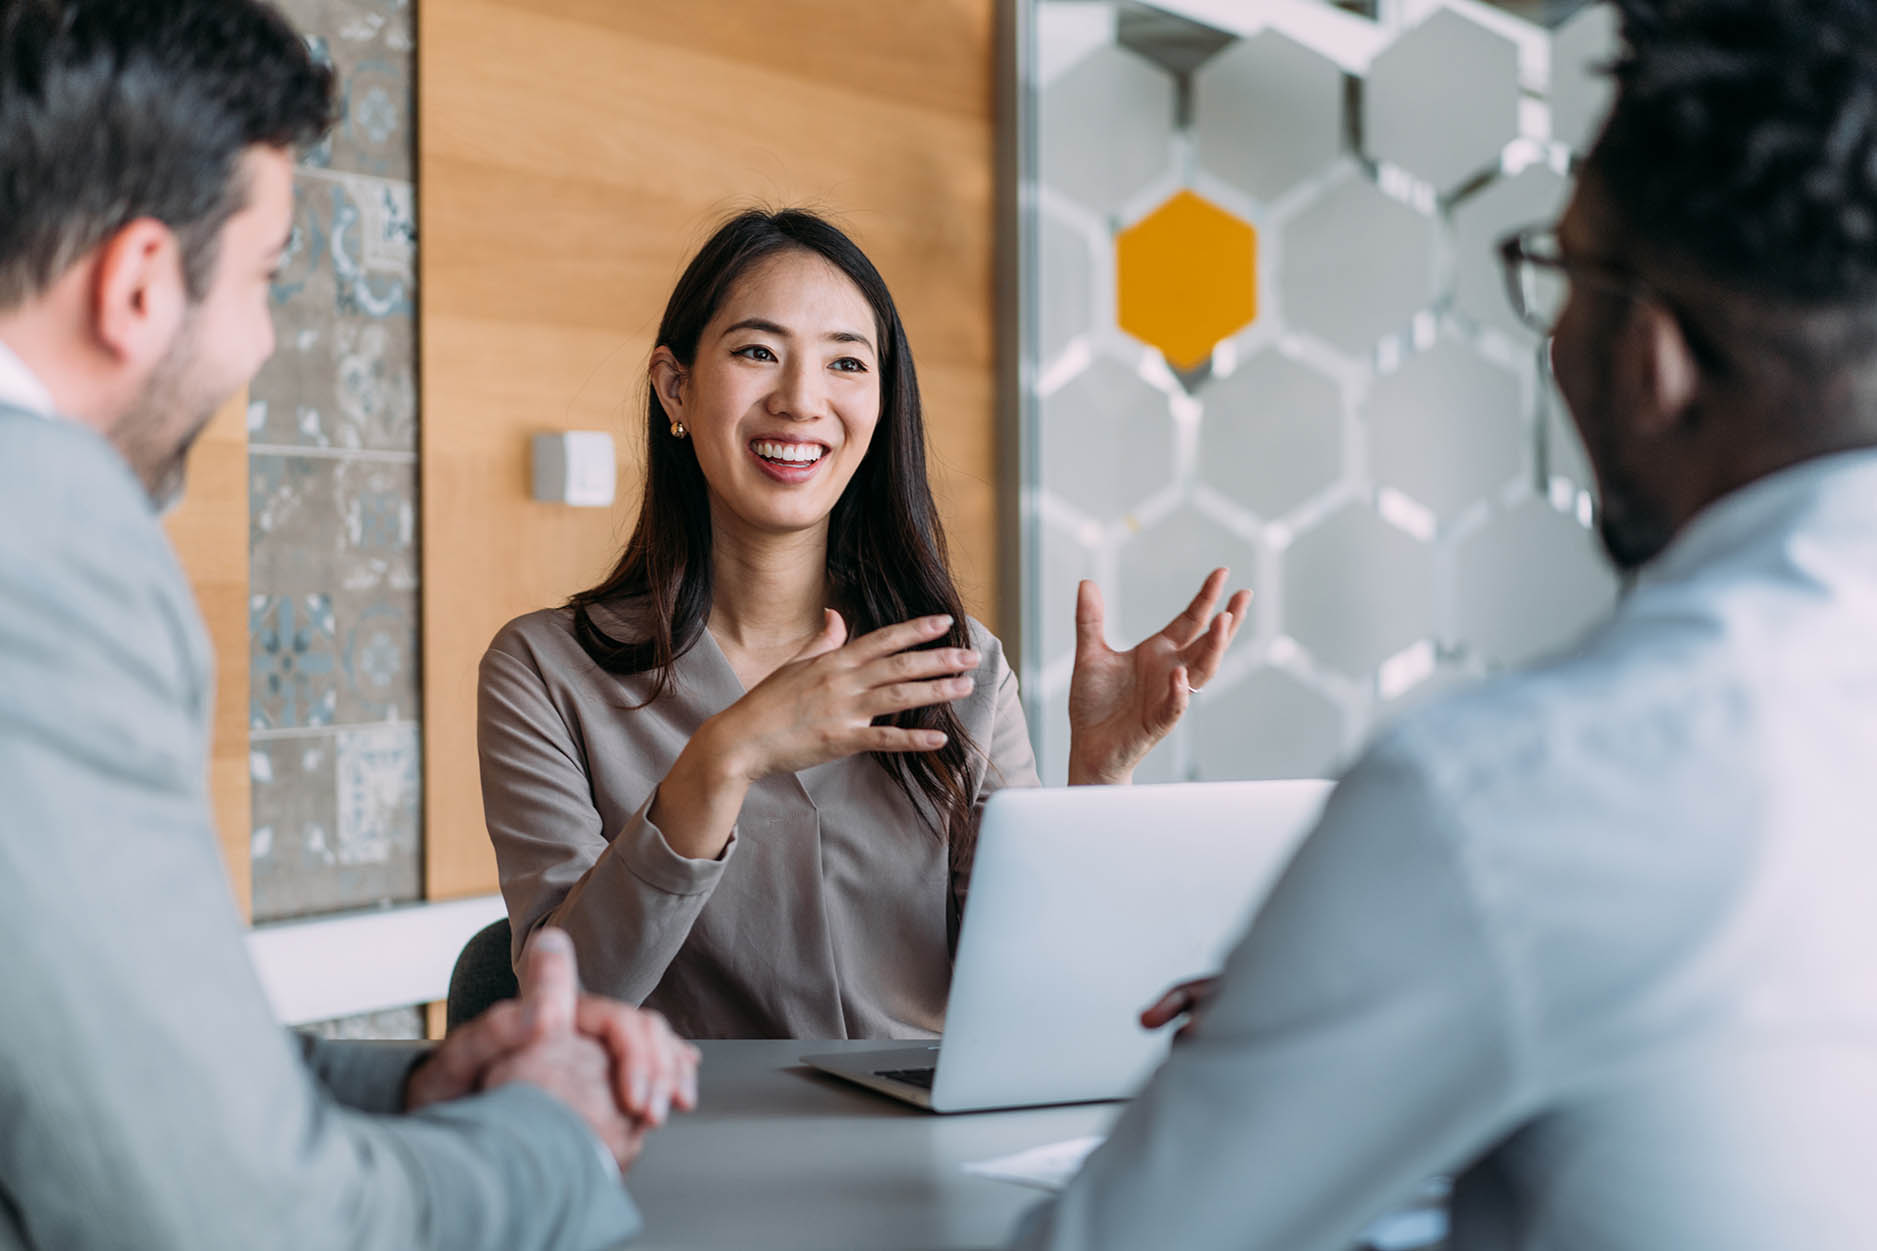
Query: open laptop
xmin=803 ymin=779 xmax=1332 ymax=1113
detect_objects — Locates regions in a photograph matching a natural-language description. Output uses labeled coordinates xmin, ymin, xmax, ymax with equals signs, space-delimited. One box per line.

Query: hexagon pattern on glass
xmin=1366 ymin=336 xmax=1526 ymax=522
xmin=1116 ymin=506 xmax=1259 ymax=650
xmin=1194 ymin=30 xmax=1345 ymax=204
xmin=1282 ymin=502 xmax=1437 ymax=680
xmin=1546 ymin=377 xmax=1599 ymax=498
xmin=1455 ymin=495 xmax=1619 ymax=669
xmin=1362 ymin=8 xmax=1521 ymax=195
xmin=1191 ymin=668 xmax=1347 ymax=783
xmin=1279 ymin=172 xmax=1438 ymax=357
xmin=1453 ymin=165 xmax=1572 ymax=338
xmin=1550 ymin=2 xmax=1621 ymax=155
xmin=1040 ymin=682 xmax=1072 ymax=788
xmin=1025 ymin=5 xmax=1622 ymax=781
xmin=1038 ymin=44 xmax=1176 ymax=219
xmin=1038 ymin=210 xmax=1096 ymax=369
xmin=1117 ymin=190 xmax=1257 ymax=371
xmin=1039 ymin=355 xmax=1177 ymax=523
xmin=1198 ymin=350 xmax=1344 ymax=521
xmin=1038 ymin=518 xmax=1100 ymax=673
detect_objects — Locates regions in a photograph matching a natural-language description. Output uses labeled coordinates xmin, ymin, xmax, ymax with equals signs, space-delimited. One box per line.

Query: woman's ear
xmin=649 ymin=347 xmax=687 ymax=421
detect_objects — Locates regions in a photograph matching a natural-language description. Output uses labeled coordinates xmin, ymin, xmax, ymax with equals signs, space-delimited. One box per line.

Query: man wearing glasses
xmin=1015 ymin=1 xmax=1877 ymax=1248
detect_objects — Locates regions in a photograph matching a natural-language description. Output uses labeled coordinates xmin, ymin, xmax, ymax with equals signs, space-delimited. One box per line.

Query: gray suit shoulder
xmin=0 ymin=409 xmax=160 ymax=541
xmin=0 ymin=411 xmax=211 ymax=765
xmin=0 ymin=410 xmax=198 ymax=670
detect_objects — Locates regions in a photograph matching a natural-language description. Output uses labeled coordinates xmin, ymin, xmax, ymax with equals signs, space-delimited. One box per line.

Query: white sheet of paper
xmin=962 ymin=1135 xmax=1105 ymax=1193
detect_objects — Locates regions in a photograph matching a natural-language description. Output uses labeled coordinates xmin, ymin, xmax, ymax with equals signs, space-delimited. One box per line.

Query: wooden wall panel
xmin=166 ymin=389 xmax=252 ymax=920
xmin=420 ymin=1 xmax=1000 ymax=902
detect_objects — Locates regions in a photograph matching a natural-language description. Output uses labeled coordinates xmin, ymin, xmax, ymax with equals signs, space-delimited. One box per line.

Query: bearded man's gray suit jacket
xmin=0 ymin=403 xmax=640 ymax=1251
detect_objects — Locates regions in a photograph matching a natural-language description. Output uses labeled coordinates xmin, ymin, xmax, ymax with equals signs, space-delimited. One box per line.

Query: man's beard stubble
xmin=1585 ymin=414 xmax=1679 ymax=574
xmin=1560 ymin=335 xmax=1678 ymax=575
xmin=110 ymin=318 xmax=221 ymax=515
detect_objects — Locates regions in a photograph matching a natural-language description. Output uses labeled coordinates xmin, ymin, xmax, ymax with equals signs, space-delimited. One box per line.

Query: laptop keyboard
xmin=875 ymin=1066 xmax=936 ymax=1089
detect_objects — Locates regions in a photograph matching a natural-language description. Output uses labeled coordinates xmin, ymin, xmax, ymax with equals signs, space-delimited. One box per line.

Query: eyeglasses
xmin=1497 ymin=226 xmax=1730 ymax=374
xmin=1496 ymin=226 xmax=1659 ymax=337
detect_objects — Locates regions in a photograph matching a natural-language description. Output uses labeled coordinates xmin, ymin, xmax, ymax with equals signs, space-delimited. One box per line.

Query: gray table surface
xmin=620 ymin=1040 xmax=1120 ymax=1250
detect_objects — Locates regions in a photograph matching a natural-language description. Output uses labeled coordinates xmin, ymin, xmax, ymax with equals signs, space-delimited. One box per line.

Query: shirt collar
xmin=0 ymin=337 xmax=57 ymax=419
xmin=1641 ymin=447 xmax=1877 ymax=586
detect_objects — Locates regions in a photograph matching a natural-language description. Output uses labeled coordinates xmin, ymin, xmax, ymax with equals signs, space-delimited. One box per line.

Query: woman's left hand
xmin=1065 ymin=568 xmax=1250 ymax=785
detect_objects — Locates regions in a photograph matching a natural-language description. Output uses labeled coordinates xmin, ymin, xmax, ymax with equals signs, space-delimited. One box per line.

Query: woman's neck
xmin=707 ymin=513 xmax=831 ymax=654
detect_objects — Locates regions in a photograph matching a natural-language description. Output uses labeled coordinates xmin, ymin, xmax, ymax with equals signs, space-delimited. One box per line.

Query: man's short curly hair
xmin=1592 ymin=0 xmax=1877 ymax=306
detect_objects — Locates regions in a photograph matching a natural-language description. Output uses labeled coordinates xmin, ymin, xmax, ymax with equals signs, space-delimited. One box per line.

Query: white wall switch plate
xmin=531 ymin=431 xmax=616 ymax=508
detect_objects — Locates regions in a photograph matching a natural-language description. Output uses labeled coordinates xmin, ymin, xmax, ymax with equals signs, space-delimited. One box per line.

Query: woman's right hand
xmin=652 ymin=610 xmax=977 ymax=861
xmin=706 ymin=610 xmax=979 ymax=782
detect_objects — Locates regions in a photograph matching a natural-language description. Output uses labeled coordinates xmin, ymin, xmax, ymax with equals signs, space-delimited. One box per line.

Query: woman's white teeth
xmin=753 ymin=441 xmax=824 ymax=464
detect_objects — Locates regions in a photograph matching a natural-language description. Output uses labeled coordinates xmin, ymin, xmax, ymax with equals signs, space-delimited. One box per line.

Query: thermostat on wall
xmin=531 ymin=431 xmax=616 ymax=508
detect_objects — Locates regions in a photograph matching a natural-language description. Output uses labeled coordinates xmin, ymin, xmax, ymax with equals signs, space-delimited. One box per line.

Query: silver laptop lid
xmin=931 ymin=779 xmax=1332 ymax=1112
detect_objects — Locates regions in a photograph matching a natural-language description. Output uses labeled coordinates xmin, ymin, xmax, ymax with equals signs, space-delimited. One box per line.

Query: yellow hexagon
xmin=1116 ymin=190 xmax=1258 ymax=371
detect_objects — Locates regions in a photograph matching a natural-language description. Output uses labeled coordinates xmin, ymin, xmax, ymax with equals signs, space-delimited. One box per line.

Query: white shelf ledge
xmin=246 ymin=895 xmax=507 ymax=1026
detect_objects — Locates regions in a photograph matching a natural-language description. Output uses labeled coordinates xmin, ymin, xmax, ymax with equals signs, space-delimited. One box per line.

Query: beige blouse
xmin=477 ymin=600 xmax=1040 ymax=1040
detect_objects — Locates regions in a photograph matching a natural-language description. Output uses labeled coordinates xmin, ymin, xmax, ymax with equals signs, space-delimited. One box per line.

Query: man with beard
xmin=1014 ymin=1 xmax=1877 ymax=1248
xmin=0 ymin=2 xmax=697 ymax=1248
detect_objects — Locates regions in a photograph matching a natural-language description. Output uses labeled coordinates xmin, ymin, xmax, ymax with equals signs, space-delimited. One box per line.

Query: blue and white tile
xmin=281 ymin=0 xmax=414 ymax=181
xmin=249 ymin=309 xmax=415 ymax=452
xmin=250 ymin=454 xmax=417 ymax=595
xmin=249 ymin=0 xmax=423 ymax=924
xmin=335 ymin=722 xmax=422 ymax=879
xmin=323 ymin=174 xmax=415 ymax=318
xmin=250 ymin=724 xmax=421 ymax=919
xmin=300 ymin=1006 xmax=425 ymax=1041
xmin=332 ymin=588 xmax=418 ymax=724
xmin=250 ymin=734 xmax=339 ymax=921
xmin=251 ymin=172 xmax=415 ymax=450
xmin=250 ymin=594 xmax=341 ymax=731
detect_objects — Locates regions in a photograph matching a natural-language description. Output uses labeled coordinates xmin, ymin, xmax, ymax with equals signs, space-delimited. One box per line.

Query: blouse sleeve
xmin=477 ymin=643 xmax=735 ymax=1005
xmin=951 ymin=646 xmax=1043 ymax=935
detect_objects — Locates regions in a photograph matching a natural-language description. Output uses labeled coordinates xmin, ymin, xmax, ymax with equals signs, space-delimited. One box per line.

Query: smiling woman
xmin=474 ymin=209 xmax=1248 ymax=1039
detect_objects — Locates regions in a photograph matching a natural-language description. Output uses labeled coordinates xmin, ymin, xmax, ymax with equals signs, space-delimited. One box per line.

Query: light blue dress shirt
xmin=1014 ymin=450 xmax=1877 ymax=1251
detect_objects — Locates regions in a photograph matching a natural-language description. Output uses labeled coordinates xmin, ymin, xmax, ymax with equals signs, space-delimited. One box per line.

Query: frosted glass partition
xmin=1018 ymin=0 xmax=1621 ymax=785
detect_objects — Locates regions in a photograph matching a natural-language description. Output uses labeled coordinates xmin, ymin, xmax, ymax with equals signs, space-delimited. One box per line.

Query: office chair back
xmin=446 ymin=917 xmax=518 ymax=1032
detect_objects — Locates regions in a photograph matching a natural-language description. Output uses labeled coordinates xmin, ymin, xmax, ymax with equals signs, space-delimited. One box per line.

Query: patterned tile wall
xmin=301 ymin=1006 xmax=426 ymax=1041
xmin=250 ymin=0 xmax=421 ymax=930
xmin=1025 ymin=0 xmax=1622 ymax=787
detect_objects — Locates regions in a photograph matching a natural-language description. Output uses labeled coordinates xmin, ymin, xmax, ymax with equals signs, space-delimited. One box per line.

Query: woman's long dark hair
xmin=569 ymin=208 xmax=978 ymax=846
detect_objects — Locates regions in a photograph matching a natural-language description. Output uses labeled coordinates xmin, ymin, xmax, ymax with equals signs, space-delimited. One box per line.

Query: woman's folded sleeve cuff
xmin=613 ymin=786 xmax=738 ymax=897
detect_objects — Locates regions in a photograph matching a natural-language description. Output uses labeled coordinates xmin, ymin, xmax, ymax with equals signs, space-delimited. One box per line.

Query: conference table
xmin=618 ymin=1040 xmax=1449 ymax=1251
xmin=622 ymin=1040 xmax=1118 ymax=1250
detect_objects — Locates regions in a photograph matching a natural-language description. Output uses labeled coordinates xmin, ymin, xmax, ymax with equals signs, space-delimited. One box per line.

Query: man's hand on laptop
xmin=1140 ymin=975 xmax=1220 ymax=1043
xmin=405 ymin=928 xmax=700 ymax=1171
